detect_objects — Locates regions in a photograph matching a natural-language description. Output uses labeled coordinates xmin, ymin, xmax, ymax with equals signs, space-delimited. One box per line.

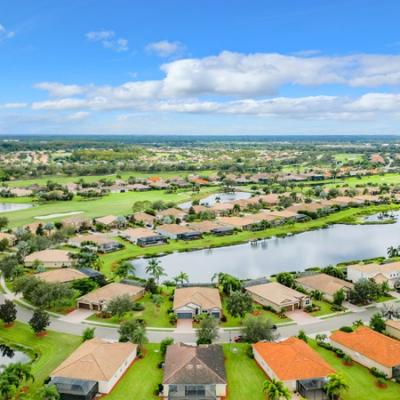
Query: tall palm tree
xmin=263 ymin=379 xmax=291 ymax=400
xmin=174 ymin=271 xmax=189 ymax=286
xmin=145 ymin=258 xmax=166 ymax=285
xmin=324 ymin=374 xmax=349 ymax=400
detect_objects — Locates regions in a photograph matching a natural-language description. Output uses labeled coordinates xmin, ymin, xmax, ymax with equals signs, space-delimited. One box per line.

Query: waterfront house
xmin=68 ymin=234 xmax=122 ymax=253
xmin=156 ymin=224 xmax=202 ymax=240
xmin=119 ymin=227 xmax=167 ymax=246
xmin=132 ymin=212 xmax=156 ymax=228
xmin=346 ymin=262 xmax=400 ymax=288
xmin=24 ymin=249 xmax=73 ymax=268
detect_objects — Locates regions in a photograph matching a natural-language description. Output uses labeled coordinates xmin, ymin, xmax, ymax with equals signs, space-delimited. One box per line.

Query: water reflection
xmin=0 ymin=344 xmax=30 ymax=371
xmin=0 ymin=203 xmax=32 ymax=213
xmin=179 ymin=191 xmax=251 ymax=209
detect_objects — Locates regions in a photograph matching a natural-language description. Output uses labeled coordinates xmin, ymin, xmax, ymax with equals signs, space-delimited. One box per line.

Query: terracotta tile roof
xmin=347 ymin=262 xmax=400 ymax=273
xmin=120 ymin=227 xmax=160 ymax=240
xmin=163 ymin=343 xmax=226 ymax=385
xmin=157 ymin=208 xmax=187 ymax=218
xmin=173 ymin=287 xmax=222 ymax=310
xmin=296 ymin=273 xmax=353 ymax=296
xmin=36 ymin=268 xmax=87 ymax=283
xmin=95 ymin=215 xmax=118 ymax=225
xmin=330 ymin=326 xmax=400 ymax=367
xmin=133 ymin=212 xmax=155 ymax=223
xmin=187 ymin=221 xmax=225 ymax=233
xmin=24 ymin=249 xmax=72 ymax=263
xmin=51 ymin=338 xmax=137 ymax=381
xmin=253 ymin=337 xmax=335 ymax=380
xmin=69 ymin=234 xmax=119 ymax=246
xmin=157 ymin=224 xmax=195 ymax=235
xmin=78 ymin=283 xmax=144 ymax=304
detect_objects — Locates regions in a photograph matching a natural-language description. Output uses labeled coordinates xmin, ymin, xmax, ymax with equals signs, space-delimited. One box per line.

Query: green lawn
xmin=0 ymin=322 xmax=81 ymax=395
xmin=311 ymin=299 xmax=337 ymax=317
xmin=104 ymin=344 xmax=163 ymax=400
xmin=334 ymin=153 xmax=363 ymax=163
xmin=88 ymin=292 xmax=174 ymax=328
xmin=309 ymin=339 xmax=400 ymax=400
xmin=3 ymin=186 xmax=218 ymax=228
xmin=223 ymin=344 xmax=266 ymax=400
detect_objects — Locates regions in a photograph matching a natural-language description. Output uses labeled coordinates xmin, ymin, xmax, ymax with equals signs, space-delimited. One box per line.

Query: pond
xmin=132 ymin=212 xmax=400 ymax=282
xmin=0 ymin=344 xmax=30 ymax=371
xmin=0 ymin=203 xmax=32 ymax=213
xmin=179 ymin=191 xmax=251 ymax=209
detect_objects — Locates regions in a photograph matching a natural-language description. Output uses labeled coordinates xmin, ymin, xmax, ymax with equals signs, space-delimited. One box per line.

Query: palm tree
xmin=145 ymin=258 xmax=166 ymax=285
xmin=387 ymin=246 xmax=399 ymax=258
xmin=324 ymin=374 xmax=349 ymax=400
xmin=174 ymin=271 xmax=189 ymax=286
xmin=263 ymin=379 xmax=291 ymax=400
xmin=36 ymin=384 xmax=60 ymax=400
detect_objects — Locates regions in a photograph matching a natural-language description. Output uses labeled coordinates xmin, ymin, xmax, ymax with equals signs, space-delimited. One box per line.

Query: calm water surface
xmin=0 ymin=344 xmax=30 ymax=371
xmin=179 ymin=191 xmax=251 ymax=209
xmin=132 ymin=212 xmax=400 ymax=282
xmin=0 ymin=203 xmax=32 ymax=213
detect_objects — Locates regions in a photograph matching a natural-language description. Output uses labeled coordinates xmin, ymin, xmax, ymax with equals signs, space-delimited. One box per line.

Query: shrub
xmin=132 ymin=302 xmax=145 ymax=311
xmin=246 ymin=344 xmax=254 ymax=359
xmin=339 ymin=326 xmax=353 ymax=333
xmin=221 ymin=315 xmax=227 ymax=322
xmin=370 ymin=367 xmax=387 ymax=379
xmin=334 ymin=348 xmax=345 ymax=358
xmin=318 ymin=341 xmax=333 ymax=350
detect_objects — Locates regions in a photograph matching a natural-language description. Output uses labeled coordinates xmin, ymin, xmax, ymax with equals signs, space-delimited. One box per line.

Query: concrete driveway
xmin=59 ymin=309 xmax=94 ymax=323
xmin=285 ymin=310 xmax=319 ymax=325
xmin=175 ymin=318 xmax=194 ymax=333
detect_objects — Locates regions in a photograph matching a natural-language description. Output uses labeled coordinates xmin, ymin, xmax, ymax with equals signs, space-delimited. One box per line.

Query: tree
xmin=36 ymin=384 xmax=60 ymax=400
xmin=145 ymin=277 xmax=158 ymax=294
xmin=160 ymin=337 xmax=174 ymax=357
xmin=71 ymin=242 xmax=102 ymax=270
xmin=324 ymin=374 xmax=349 ymax=400
xmin=380 ymin=303 xmax=400 ymax=320
xmin=387 ymin=246 xmax=399 ymax=258
xmin=173 ymin=271 xmax=189 ymax=286
xmin=226 ymin=291 xmax=253 ymax=318
xmin=107 ymin=294 xmax=135 ymax=317
xmin=0 ymin=300 xmax=17 ymax=326
xmin=196 ymin=315 xmax=219 ymax=344
xmin=348 ymin=278 xmax=380 ymax=305
xmin=82 ymin=327 xmax=96 ymax=342
xmin=118 ymin=319 xmax=148 ymax=352
xmin=212 ymin=272 xmax=242 ymax=295
xmin=297 ymin=329 xmax=308 ymax=342
xmin=276 ymin=272 xmax=296 ymax=288
xmin=263 ymin=378 xmax=291 ymax=400
xmin=71 ymin=278 xmax=98 ymax=295
xmin=311 ymin=290 xmax=323 ymax=301
xmin=333 ymin=289 xmax=345 ymax=306
xmin=370 ymin=312 xmax=386 ymax=333
xmin=0 ymin=216 xmax=8 ymax=230
xmin=145 ymin=258 xmax=166 ymax=285
xmin=0 ymin=255 xmax=22 ymax=280
xmin=151 ymin=294 xmax=164 ymax=310
xmin=29 ymin=309 xmax=50 ymax=335
xmin=241 ymin=316 xmax=278 ymax=343
xmin=0 ymin=363 xmax=34 ymax=400
xmin=115 ymin=261 xmax=134 ymax=279
xmin=321 ymin=266 xmax=345 ymax=280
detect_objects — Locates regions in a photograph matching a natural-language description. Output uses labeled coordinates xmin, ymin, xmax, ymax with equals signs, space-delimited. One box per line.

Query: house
xmin=162 ymin=343 xmax=227 ymax=400
xmin=346 ymin=262 xmax=400 ymax=288
xmin=330 ymin=326 xmax=400 ymax=378
xmin=157 ymin=208 xmax=187 ymax=223
xmin=217 ymin=216 xmax=256 ymax=230
xmin=77 ymin=282 xmax=144 ymax=311
xmin=253 ymin=338 xmax=335 ymax=399
xmin=173 ymin=287 xmax=222 ymax=319
xmin=246 ymin=282 xmax=311 ymax=313
xmin=287 ymin=202 xmax=331 ymax=215
xmin=94 ymin=215 xmax=118 ymax=228
xmin=209 ymin=202 xmax=235 ymax=215
xmin=119 ymin=227 xmax=167 ymax=246
xmin=132 ymin=212 xmax=156 ymax=228
xmin=50 ymin=338 xmax=137 ymax=397
xmin=128 ymin=183 xmax=151 ymax=191
xmin=62 ymin=215 xmax=93 ymax=231
xmin=295 ymin=273 xmax=354 ymax=302
xmin=156 ymin=224 xmax=202 ymax=240
xmin=68 ymin=234 xmax=122 ymax=253
xmin=24 ymin=249 xmax=73 ymax=268
xmin=386 ymin=320 xmax=400 ymax=340
xmin=0 ymin=231 xmax=17 ymax=246
xmin=187 ymin=221 xmax=233 ymax=236
xmin=36 ymin=268 xmax=88 ymax=284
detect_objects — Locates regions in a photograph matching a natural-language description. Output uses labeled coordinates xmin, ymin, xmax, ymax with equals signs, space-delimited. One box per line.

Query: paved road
xmin=0 ymin=291 xmax=384 ymax=343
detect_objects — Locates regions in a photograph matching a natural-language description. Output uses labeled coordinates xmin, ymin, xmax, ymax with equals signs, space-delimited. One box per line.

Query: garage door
xmin=177 ymin=312 xmax=193 ymax=319
xmin=78 ymin=302 xmax=91 ymax=310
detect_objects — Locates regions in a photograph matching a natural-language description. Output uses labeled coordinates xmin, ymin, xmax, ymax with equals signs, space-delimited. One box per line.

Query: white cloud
xmin=67 ymin=111 xmax=90 ymax=121
xmin=0 ymin=102 xmax=27 ymax=109
xmin=85 ymin=30 xmax=128 ymax=52
xmin=0 ymin=24 xmax=15 ymax=43
xmin=145 ymin=40 xmax=185 ymax=57
xmin=34 ymin=82 xmax=86 ymax=97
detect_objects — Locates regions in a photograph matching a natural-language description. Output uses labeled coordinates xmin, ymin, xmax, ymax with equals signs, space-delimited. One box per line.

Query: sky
xmin=1 ymin=0 xmax=400 ymax=135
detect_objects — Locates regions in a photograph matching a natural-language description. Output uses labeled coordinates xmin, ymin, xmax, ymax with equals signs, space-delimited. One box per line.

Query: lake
xmin=132 ymin=212 xmax=400 ymax=282
xmin=0 ymin=344 xmax=30 ymax=371
xmin=179 ymin=191 xmax=251 ymax=209
xmin=0 ymin=203 xmax=32 ymax=213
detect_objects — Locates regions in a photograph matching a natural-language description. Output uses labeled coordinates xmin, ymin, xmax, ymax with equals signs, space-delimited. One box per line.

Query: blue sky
xmin=1 ymin=0 xmax=400 ymax=135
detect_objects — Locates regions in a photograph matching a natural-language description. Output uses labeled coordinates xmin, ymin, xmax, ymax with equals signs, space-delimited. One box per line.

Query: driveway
xmin=59 ymin=309 xmax=94 ymax=323
xmin=285 ymin=310 xmax=319 ymax=325
xmin=175 ymin=318 xmax=194 ymax=333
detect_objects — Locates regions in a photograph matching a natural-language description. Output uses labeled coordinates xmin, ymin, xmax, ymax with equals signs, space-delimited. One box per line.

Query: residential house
xmin=68 ymin=234 xmax=122 ymax=253
xmin=330 ymin=326 xmax=400 ymax=378
xmin=173 ymin=287 xmax=222 ymax=319
xmin=50 ymin=338 xmax=137 ymax=396
xmin=187 ymin=221 xmax=234 ymax=236
xmin=132 ymin=212 xmax=156 ymax=228
xmin=253 ymin=337 xmax=335 ymax=399
xmin=347 ymin=262 xmax=400 ymax=288
xmin=24 ymin=249 xmax=73 ymax=268
xmin=94 ymin=215 xmax=119 ymax=228
xmin=295 ymin=273 xmax=354 ymax=302
xmin=246 ymin=282 xmax=311 ymax=313
xmin=162 ymin=343 xmax=227 ymax=400
xmin=119 ymin=227 xmax=167 ymax=246
xmin=62 ymin=215 xmax=93 ymax=231
xmin=156 ymin=224 xmax=202 ymax=240
xmin=77 ymin=282 xmax=144 ymax=311
xmin=36 ymin=268 xmax=88 ymax=284
xmin=0 ymin=231 xmax=17 ymax=246
xmin=386 ymin=320 xmax=400 ymax=340
xmin=157 ymin=208 xmax=187 ymax=223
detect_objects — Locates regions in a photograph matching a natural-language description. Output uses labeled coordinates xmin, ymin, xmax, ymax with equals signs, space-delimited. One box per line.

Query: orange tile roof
xmin=253 ymin=337 xmax=335 ymax=381
xmin=330 ymin=326 xmax=400 ymax=367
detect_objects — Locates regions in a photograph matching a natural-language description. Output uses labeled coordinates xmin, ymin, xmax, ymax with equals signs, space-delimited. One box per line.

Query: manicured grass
xmin=104 ymin=344 xmax=162 ymax=400
xmin=88 ymin=292 xmax=174 ymax=327
xmin=221 ymin=298 xmax=290 ymax=327
xmin=311 ymin=299 xmax=336 ymax=317
xmin=3 ymin=186 xmax=218 ymax=227
xmin=309 ymin=339 xmax=400 ymax=400
xmin=223 ymin=344 xmax=266 ymax=400
xmin=334 ymin=153 xmax=363 ymax=163
xmin=99 ymin=204 xmax=400 ymax=277
xmin=0 ymin=322 xmax=81 ymax=395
